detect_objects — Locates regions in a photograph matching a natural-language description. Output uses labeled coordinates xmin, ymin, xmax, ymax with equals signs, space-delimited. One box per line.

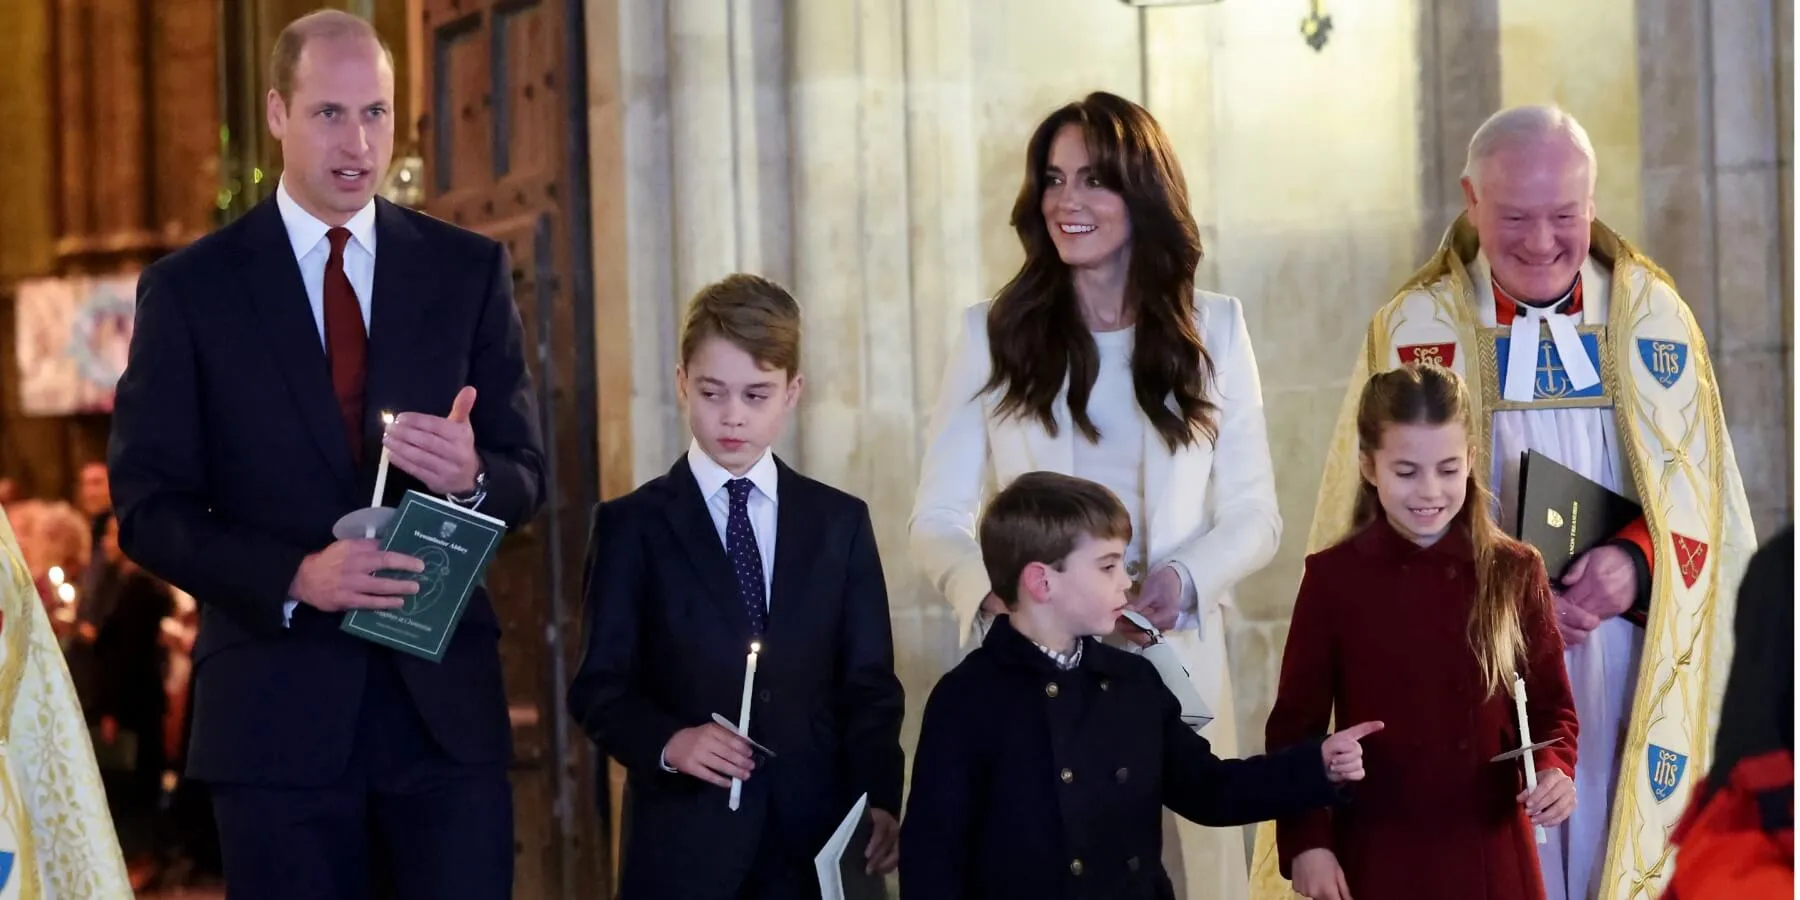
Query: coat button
xmin=1116 ymin=767 xmax=1129 ymax=783
xmin=758 ymin=689 xmax=771 ymax=703
xmin=1069 ymin=859 xmax=1084 ymax=876
xmin=1127 ymin=856 xmax=1141 ymax=872
xmin=1060 ymin=768 xmax=1074 ymax=784
xmin=1045 ymin=682 xmax=1060 ymax=698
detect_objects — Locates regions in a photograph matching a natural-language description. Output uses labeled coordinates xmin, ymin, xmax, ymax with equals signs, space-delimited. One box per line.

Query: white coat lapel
xmin=988 ymin=372 xmax=1075 ymax=478
xmin=1142 ymin=404 xmax=1212 ymax=560
xmin=979 ymin=392 xmax=1072 ymax=478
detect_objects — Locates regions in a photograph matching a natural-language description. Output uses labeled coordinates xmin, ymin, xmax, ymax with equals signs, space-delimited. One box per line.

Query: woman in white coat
xmin=909 ymin=91 xmax=1281 ymax=900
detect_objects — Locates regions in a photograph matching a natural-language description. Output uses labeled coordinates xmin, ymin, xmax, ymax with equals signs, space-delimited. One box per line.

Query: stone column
xmin=619 ymin=0 xmax=793 ymax=482
xmin=1500 ymin=0 xmax=1647 ymax=238
xmin=1415 ymin=0 xmax=1502 ymax=253
xmin=1636 ymin=0 xmax=1793 ymax=533
xmin=789 ymin=1 xmax=930 ymax=704
xmin=617 ymin=0 xmax=680 ymax=484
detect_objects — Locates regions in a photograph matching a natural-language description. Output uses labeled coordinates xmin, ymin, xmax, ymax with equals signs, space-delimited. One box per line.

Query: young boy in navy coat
xmin=568 ymin=274 xmax=905 ymax=900
xmin=899 ymin=471 xmax=1381 ymax=900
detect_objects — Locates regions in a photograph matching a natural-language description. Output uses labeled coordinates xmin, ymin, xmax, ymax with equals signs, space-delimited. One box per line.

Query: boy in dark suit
xmin=567 ymin=274 xmax=905 ymax=900
xmin=900 ymin=471 xmax=1382 ymax=900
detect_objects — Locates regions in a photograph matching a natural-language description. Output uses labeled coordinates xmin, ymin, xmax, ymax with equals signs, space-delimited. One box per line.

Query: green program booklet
xmin=341 ymin=490 xmax=506 ymax=662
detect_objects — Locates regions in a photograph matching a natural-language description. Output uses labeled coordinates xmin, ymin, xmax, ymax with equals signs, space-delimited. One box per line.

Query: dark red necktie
xmin=323 ymin=227 xmax=367 ymax=462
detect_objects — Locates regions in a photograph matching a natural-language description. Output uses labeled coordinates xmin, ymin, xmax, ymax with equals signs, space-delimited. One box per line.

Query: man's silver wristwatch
xmin=447 ymin=464 xmax=488 ymax=509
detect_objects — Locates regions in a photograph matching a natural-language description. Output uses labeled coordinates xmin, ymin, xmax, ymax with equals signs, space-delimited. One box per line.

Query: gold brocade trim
xmin=1475 ymin=324 xmax=1616 ymax=411
xmin=1598 ymin=265 xmax=1733 ymax=900
xmin=0 ymin=759 xmax=41 ymax=900
xmin=0 ymin=520 xmax=42 ymax=900
xmin=0 ymin=525 xmax=29 ymax=740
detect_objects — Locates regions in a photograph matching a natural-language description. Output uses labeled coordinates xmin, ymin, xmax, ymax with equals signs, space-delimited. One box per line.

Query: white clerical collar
xmin=1472 ymin=251 xmax=1601 ymax=401
xmin=275 ymin=177 xmax=377 ymax=264
xmin=686 ymin=440 xmax=779 ymax=505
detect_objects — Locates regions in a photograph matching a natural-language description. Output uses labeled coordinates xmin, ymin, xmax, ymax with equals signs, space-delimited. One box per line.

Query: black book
xmin=1515 ymin=450 xmax=1642 ymax=579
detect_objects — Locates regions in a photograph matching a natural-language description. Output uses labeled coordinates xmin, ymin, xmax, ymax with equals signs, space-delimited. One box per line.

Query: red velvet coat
xmin=1266 ymin=517 xmax=1579 ymax=900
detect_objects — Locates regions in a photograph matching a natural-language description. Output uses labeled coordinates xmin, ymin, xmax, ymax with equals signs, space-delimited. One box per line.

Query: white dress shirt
xmin=275 ymin=178 xmax=377 ymax=345
xmin=661 ymin=441 xmax=780 ymax=772
xmin=277 ymin=179 xmax=377 ymax=627
xmin=685 ymin=440 xmax=779 ymax=602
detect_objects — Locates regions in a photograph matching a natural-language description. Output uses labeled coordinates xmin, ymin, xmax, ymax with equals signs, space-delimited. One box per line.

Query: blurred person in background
xmin=12 ymin=500 xmax=90 ymax=629
xmin=79 ymin=513 xmax=175 ymax=890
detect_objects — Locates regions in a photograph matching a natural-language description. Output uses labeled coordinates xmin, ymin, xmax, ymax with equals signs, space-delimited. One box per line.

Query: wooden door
xmin=415 ymin=1 xmax=607 ymax=896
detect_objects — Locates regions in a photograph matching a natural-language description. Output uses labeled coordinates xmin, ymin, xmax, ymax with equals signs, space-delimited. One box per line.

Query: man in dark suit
xmin=567 ymin=274 xmax=905 ymax=899
xmin=108 ymin=10 xmax=543 ymax=900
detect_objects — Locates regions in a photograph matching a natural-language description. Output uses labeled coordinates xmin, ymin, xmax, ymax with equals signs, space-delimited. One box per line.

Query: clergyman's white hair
xmin=1462 ymin=105 xmax=1598 ymax=196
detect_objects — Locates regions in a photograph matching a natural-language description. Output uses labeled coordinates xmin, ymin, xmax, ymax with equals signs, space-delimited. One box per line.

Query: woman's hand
xmin=1113 ymin=613 xmax=1156 ymax=648
xmin=1292 ymin=848 xmax=1352 ymax=900
xmin=1130 ymin=566 xmax=1182 ymax=631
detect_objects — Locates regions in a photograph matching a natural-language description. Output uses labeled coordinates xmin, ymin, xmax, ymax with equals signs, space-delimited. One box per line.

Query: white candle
xmin=729 ymin=641 xmax=760 ymax=811
xmin=370 ymin=411 xmax=397 ymax=510
xmin=1513 ymin=673 xmax=1548 ymax=845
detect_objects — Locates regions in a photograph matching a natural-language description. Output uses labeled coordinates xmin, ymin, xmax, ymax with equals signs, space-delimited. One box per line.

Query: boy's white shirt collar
xmin=275 ymin=176 xmax=378 ymax=260
xmin=686 ymin=440 xmax=780 ymax=502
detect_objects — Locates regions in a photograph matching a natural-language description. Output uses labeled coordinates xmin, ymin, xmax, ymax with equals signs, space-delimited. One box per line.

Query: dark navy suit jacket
xmin=567 ymin=455 xmax=906 ymax=900
xmin=109 ymin=195 xmax=545 ymax=787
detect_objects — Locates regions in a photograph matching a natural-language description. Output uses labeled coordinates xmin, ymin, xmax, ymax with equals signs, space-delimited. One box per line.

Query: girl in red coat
xmin=1267 ymin=363 xmax=1580 ymax=900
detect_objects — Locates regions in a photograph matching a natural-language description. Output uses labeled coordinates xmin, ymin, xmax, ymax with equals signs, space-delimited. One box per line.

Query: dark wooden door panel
xmin=417 ymin=0 xmax=604 ymax=896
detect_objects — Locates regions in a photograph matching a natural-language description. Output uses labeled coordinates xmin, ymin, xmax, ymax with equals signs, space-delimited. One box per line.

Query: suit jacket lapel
xmin=765 ymin=458 xmax=818 ymax=644
xmin=663 ymin=459 xmax=754 ymax=638
xmin=364 ymin=199 xmax=439 ymax=455
xmin=236 ymin=199 xmax=357 ymax=490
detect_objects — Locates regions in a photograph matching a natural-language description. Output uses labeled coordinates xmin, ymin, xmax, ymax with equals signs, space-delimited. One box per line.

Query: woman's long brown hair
xmin=981 ymin=91 xmax=1217 ymax=453
xmin=1351 ymin=364 xmax=1540 ymax=698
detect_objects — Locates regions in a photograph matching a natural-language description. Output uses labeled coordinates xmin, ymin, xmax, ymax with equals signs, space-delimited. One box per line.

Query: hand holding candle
xmin=729 ymin=641 xmax=760 ymax=811
xmin=1509 ymin=674 xmax=1573 ymax=842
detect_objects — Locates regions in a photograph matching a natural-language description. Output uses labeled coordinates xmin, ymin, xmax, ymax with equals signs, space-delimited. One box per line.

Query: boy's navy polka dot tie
xmin=726 ymin=479 xmax=768 ymax=635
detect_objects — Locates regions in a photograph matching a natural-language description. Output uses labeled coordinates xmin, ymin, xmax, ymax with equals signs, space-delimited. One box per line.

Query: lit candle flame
xmin=750 ymin=641 xmax=761 ymax=654
xmin=382 ymin=411 xmax=396 ymax=427
xmin=56 ymin=583 xmax=75 ymax=604
xmin=47 ymin=566 xmax=63 ymax=586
